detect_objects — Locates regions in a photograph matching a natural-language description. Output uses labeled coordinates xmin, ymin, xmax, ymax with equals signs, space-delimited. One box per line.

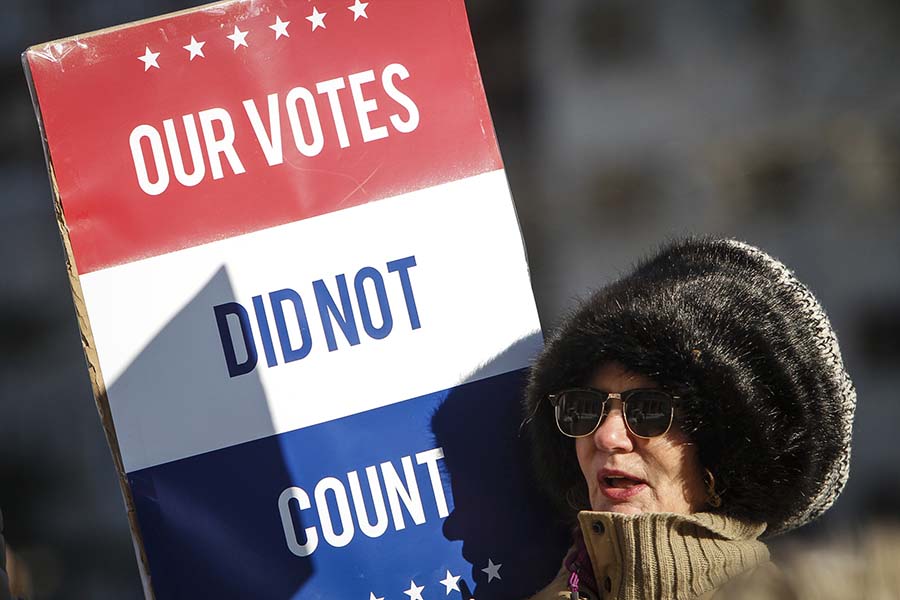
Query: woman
xmin=523 ymin=238 xmax=855 ymax=599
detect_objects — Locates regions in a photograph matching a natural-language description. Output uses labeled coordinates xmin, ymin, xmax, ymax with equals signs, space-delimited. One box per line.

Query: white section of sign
xmin=80 ymin=170 xmax=542 ymax=473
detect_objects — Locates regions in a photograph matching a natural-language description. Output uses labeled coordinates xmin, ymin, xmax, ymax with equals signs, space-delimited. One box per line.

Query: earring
xmin=704 ymin=468 xmax=723 ymax=508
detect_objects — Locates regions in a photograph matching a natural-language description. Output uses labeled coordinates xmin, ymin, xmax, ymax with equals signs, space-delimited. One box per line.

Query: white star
xmin=270 ymin=16 xmax=291 ymax=39
xmin=439 ymin=570 xmax=460 ymax=595
xmin=226 ymin=26 xmax=249 ymax=50
xmin=481 ymin=559 xmax=502 ymax=583
xmin=403 ymin=580 xmax=425 ymax=600
xmin=368 ymin=593 xmax=384 ymax=600
xmin=138 ymin=46 xmax=160 ymax=71
xmin=348 ymin=0 xmax=369 ymax=21
xmin=182 ymin=36 xmax=205 ymax=60
xmin=307 ymin=7 xmax=327 ymax=31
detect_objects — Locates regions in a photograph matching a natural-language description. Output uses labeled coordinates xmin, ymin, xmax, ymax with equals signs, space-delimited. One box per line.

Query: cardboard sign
xmin=25 ymin=1 xmax=568 ymax=597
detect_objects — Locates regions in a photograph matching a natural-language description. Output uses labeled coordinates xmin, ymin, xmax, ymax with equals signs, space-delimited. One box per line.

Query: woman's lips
xmin=597 ymin=469 xmax=647 ymax=501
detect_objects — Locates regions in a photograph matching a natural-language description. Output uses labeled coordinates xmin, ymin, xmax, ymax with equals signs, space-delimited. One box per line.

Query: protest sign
xmin=25 ymin=0 xmax=569 ymax=597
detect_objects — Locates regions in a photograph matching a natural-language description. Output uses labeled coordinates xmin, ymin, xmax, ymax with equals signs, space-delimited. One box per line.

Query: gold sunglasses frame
xmin=547 ymin=388 xmax=677 ymax=440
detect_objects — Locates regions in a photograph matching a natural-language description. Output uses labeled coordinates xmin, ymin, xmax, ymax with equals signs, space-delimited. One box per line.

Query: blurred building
xmin=2 ymin=0 xmax=899 ymax=598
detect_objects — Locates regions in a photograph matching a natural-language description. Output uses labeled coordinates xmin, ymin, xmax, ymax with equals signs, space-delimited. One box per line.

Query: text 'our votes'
xmin=129 ymin=63 xmax=420 ymax=196
xmin=214 ymin=256 xmax=421 ymax=378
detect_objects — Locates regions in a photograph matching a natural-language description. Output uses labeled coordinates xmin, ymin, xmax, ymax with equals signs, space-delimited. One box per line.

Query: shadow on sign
xmin=432 ymin=334 xmax=570 ymax=600
xmin=112 ymin=266 xmax=314 ymax=598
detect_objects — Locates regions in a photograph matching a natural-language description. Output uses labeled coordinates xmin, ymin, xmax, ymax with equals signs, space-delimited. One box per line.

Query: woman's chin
xmin=590 ymin=499 xmax=645 ymax=515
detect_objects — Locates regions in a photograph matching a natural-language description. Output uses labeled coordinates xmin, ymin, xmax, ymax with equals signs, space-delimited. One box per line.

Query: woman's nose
xmin=592 ymin=402 xmax=634 ymax=452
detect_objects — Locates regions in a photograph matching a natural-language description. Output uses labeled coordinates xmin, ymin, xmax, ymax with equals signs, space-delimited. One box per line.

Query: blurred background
xmin=2 ymin=0 xmax=899 ymax=598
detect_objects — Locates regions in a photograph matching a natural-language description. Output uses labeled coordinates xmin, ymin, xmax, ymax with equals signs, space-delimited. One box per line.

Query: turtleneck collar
xmin=575 ymin=511 xmax=769 ymax=600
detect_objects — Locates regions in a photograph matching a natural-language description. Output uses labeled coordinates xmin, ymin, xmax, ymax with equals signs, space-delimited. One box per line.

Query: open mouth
xmin=603 ymin=475 xmax=643 ymax=489
xmin=598 ymin=470 xmax=647 ymax=500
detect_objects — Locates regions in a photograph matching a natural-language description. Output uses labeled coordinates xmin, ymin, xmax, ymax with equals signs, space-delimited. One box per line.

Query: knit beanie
xmin=525 ymin=238 xmax=855 ymax=536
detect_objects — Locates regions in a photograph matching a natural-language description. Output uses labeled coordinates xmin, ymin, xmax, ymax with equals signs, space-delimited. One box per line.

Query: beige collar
xmin=576 ymin=511 xmax=769 ymax=600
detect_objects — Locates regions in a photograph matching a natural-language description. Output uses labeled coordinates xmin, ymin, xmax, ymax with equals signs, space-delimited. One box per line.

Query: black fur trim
xmin=524 ymin=238 xmax=854 ymax=535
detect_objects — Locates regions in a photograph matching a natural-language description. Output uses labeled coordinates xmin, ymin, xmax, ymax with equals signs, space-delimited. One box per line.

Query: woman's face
xmin=575 ymin=362 xmax=707 ymax=515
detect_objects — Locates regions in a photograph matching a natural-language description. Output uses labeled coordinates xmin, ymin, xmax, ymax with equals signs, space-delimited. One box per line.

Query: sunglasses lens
xmin=625 ymin=390 xmax=674 ymax=437
xmin=555 ymin=390 xmax=604 ymax=437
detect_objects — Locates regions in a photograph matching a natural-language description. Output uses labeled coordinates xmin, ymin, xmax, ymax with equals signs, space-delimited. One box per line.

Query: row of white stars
xmin=138 ymin=0 xmax=370 ymax=71
xmin=368 ymin=562 xmax=501 ymax=600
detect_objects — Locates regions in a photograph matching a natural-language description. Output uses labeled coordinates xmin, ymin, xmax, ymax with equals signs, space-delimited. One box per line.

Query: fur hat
xmin=524 ymin=238 xmax=855 ymax=536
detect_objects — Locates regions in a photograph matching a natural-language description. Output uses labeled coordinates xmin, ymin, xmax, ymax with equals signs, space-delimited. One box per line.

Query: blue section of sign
xmin=128 ymin=367 xmax=570 ymax=600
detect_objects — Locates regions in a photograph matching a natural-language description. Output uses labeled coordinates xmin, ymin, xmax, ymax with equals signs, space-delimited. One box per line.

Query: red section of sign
xmin=27 ymin=0 xmax=501 ymax=274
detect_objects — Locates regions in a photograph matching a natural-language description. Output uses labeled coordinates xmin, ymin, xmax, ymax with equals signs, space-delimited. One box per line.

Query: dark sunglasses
xmin=548 ymin=388 xmax=677 ymax=439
